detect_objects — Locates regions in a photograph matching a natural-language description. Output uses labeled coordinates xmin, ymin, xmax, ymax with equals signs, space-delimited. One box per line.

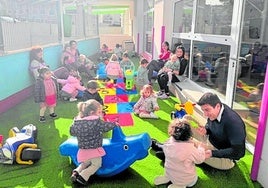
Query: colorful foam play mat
xmin=98 ymin=78 xmax=137 ymax=126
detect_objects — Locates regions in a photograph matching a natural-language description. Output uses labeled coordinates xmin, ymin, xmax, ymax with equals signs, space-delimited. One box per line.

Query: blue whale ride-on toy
xmin=59 ymin=126 xmax=151 ymax=177
xmin=0 ymin=124 xmax=41 ymax=165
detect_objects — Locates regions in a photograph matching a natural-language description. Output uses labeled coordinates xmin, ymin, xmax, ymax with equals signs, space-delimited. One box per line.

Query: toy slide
xmin=59 ymin=126 xmax=151 ymax=177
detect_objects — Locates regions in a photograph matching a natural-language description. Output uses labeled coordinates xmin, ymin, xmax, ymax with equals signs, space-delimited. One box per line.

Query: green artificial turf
xmin=0 ymin=94 xmax=262 ymax=188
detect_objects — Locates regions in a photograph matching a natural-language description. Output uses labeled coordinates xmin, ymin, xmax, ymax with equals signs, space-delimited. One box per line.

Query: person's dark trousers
xmin=147 ymin=60 xmax=163 ymax=82
xmin=157 ymin=73 xmax=169 ymax=93
xmin=171 ymin=74 xmax=180 ymax=82
xmin=158 ymin=73 xmax=180 ymax=94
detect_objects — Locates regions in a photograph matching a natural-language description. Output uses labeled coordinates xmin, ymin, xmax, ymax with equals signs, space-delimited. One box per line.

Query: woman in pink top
xmin=147 ymin=41 xmax=171 ymax=84
xmin=105 ymin=53 xmax=123 ymax=84
xmin=63 ymin=40 xmax=80 ymax=71
xmin=61 ymin=44 xmax=73 ymax=65
xmin=154 ymin=117 xmax=206 ymax=188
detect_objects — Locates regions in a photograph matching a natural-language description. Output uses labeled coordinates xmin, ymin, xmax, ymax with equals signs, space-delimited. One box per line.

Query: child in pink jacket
xmin=57 ymin=70 xmax=86 ymax=102
xmin=154 ymin=117 xmax=206 ymax=188
xmin=105 ymin=53 xmax=123 ymax=84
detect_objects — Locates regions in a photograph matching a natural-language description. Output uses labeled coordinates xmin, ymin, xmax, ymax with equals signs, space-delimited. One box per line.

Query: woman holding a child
xmin=147 ymin=41 xmax=171 ymax=84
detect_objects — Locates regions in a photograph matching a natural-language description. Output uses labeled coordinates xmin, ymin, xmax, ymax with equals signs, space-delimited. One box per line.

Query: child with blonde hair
xmin=34 ymin=67 xmax=58 ymax=123
xmin=133 ymin=84 xmax=159 ymax=119
xmin=70 ymin=99 xmax=117 ymax=186
xmin=153 ymin=117 xmax=206 ymax=188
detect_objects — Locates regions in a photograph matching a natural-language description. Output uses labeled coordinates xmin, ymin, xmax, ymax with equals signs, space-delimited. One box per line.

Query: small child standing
xmin=69 ymin=99 xmax=117 ymax=186
xmin=135 ymin=58 xmax=149 ymax=90
xmin=133 ymin=84 xmax=159 ymax=119
xmin=57 ymin=70 xmax=86 ymax=102
xmin=105 ymin=53 xmax=123 ymax=84
xmin=153 ymin=118 xmax=206 ymax=188
xmin=114 ymin=43 xmax=123 ymax=61
xmin=120 ymin=52 xmax=135 ymax=83
xmin=34 ymin=67 xmax=58 ymax=123
xmin=82 ymin=80 xmax=103 ymax=105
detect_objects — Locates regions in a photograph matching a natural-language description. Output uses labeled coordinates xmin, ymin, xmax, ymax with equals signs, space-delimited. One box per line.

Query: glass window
xmin=144 ymin=11 xmax=153 ymax=53
xmin=145 ymin=34 xmax=152 ymax=53
xmin=191 ymin=41 xmax=230 ymax=95
xmin=173 ymin=0 xmax=193 ymax=33
xmin=144 ymin=0 xmax=154 ymax=11
xmin=234 ymin=0 xmax=267 ymax=147
xmin=145 ymin=11 xmax=153 ymax=30
xmin=195 ymin=0 xmax=233 ymax=35
xmin=171 ymin=38 xmax=191 ymax=53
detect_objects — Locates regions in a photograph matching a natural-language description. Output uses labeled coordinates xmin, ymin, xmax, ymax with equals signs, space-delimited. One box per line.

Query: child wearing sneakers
xmin=153 ymin=117 xmax=206 ymax=188
xmin=70 ymin=99 xmax=117 ymax=186
xmin=82 ymin=80 xmax=103 ymax=105
xmin=133 ymin=84 xmax=159 ymax=119
xmin=34 ymin=67 xmax=58 ymax=123
xmin=57 ymin=69 xmax=86 ymax=102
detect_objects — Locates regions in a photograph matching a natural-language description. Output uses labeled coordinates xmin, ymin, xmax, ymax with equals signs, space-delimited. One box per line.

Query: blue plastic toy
xmin=171 ymin=101 xmax=195 ymax=119
xmin=59 ymin=126 xmax=151 ymax=177
xmin=0 ymin=124 xmax=41 ymax=165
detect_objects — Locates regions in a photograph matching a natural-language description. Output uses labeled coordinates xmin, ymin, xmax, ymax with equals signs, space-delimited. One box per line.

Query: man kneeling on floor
xmin=151 ymin=92 xmax=246 ymax=171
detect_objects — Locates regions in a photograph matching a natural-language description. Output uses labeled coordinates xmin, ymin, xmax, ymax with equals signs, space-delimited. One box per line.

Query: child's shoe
xmin=157 ymin=90 xmax=165 ymax=96
xmin=69 ymin=97 xmax=77 ymax=102
xmin=39 ymin=116 xmax=46 ymax=123
xmin=154 ymin=175 xmax=170 ymax=185
xmin=62 ymin=97 xmax=69 ymax=101
xmin=76 ymin=175 xmax=87 ymax=185
xmin=49 ymin=113 xmax=57 ymax=119
xmin=168 ymin=184 xmax=183 ymax=188
xmin=70 ymin=171 xmax=79 ymax=183
xmin=139 ymin=113 xmax=151 ymax=118
xmin=150 ymin=112 xmax=158 ymax=119
xmin=157 ymin=93 xmax=170 ymax=99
